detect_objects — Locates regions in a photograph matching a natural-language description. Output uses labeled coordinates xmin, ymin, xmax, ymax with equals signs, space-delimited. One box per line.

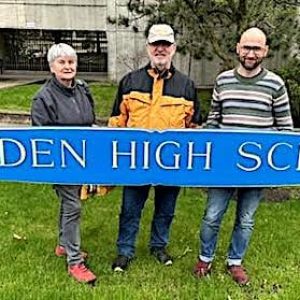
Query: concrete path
xmin=0 ymin=80 xmax=37 ymax=89
xmin=0 ymin=72 xmax=48 ymax=89
xmin=0 ymin=70 xmax=108 ymax=89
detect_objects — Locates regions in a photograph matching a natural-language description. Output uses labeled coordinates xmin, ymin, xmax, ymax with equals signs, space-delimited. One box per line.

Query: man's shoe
xmin=112 ymin=255 xmax=131 ymax=272
xmin=55 ymin=245 xmax=88 ymax=259
xmin=193 ymin=259 xmax=212 ymax=278
xmin=227 ymin=265 xmax=249 ymax=286
xmin=68 ymin=263 xmax=96 ymax=283
xmin=150 ymin=247 xmax=173 ymax=266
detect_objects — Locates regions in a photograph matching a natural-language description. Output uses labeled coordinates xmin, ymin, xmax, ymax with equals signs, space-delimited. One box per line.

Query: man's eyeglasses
xmin=241 ymin=45 xmax=264 ymax=54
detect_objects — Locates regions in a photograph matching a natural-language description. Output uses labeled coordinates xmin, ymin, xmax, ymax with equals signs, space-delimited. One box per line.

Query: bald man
xmin=193 ymin=27 xmax=293 ymax=285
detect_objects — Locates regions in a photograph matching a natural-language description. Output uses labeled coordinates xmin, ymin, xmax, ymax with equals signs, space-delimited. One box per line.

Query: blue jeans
xmin=116 ymin=185 xmax=180 ymax=258
xmin=199 ymin=188 xmax=263 ymax=266
xmin=54 ymin=185 xmax=83 ymax=266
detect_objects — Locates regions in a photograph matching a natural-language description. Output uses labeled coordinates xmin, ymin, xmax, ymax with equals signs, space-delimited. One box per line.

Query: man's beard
xmin=155 ymin=62 xmax=166 ymax=71
xmin=153 ymin=58 xmax=169 ymax=71
xmin=239 ymin=57 xmax=263 ymax=71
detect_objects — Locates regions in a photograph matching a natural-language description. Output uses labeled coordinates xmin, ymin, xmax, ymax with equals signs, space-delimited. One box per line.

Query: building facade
xmin=0 ymin=0 xmax=286 ymax=86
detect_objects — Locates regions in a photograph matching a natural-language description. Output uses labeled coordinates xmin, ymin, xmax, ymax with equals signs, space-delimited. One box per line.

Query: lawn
xmin=0 ymin=82 xmax=212 ymax=121
xmin=1 ymin=82 xmax=299 ymax=299
xmin=0 ymin=83 xmax=117 ymax=119
xmin=0 ymin=84 xmax=42 ymax=113
xmin=1 ymin=183 xmax=300 ymax=299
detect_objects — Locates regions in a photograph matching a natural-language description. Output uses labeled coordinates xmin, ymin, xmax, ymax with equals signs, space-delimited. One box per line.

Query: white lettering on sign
xmin=112 ymin=140 xmax=213 ymax=171
xmin=237 ymin=141 xmax=295 ymax=172
xmin=0 ymin=139 xmax=26 ymax=167
xmin=0 ymin=138 xmax=86 ymax=168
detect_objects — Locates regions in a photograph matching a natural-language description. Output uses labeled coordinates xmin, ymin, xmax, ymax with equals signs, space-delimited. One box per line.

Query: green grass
xmin=1 ymin=183 xmax=300 ymax=299
xmin=0 ymin=83 xmax=117 ymax=118
xmin=89 ymin=83 xmax=117 ymax=118
xmin=0 ymin=84 xmax=42 ymax=113
xmin=0 ymin=83 xmax=212 ymax=120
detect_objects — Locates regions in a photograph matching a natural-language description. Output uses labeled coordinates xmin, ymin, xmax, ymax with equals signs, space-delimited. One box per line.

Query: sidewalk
xmin=0 ymin=71 xmax=48 ymax=89
xmin=0 ymin=79 xmax=39 ymax=89
xmin=0 ymin=70 xmax=109 ymax=89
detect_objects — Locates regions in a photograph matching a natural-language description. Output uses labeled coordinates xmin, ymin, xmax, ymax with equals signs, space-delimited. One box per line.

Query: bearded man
xmin=193 ymin=27 xmax=293 ymax=285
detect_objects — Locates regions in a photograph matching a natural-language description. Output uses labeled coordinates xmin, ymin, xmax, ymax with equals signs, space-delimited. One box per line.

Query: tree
xmin=277 ymin=57 xmax=300 ymax=127
xmin=109 ymin=0 xmax=300 ymax=69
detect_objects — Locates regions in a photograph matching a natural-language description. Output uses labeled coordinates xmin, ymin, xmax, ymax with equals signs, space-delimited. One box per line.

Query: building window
xmin=3 ymin=29 xmax=107 ymax=72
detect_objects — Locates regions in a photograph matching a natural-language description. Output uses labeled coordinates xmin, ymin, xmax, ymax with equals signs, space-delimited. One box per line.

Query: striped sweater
xmin=206 ymin=68 xmax=293 ymax=130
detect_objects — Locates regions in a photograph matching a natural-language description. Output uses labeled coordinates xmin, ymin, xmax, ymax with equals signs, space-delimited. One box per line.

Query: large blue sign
xmin=0 ymin=127 xmax=299 ymax=187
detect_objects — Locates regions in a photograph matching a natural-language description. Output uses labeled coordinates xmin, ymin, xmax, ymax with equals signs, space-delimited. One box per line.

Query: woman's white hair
xmin=47 ymin=43 xmax=77 ymax=65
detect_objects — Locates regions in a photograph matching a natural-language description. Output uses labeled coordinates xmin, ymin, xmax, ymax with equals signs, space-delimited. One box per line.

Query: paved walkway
xmin=0 ymin=80 xmax=36 ymax=89
xmin=0 ymin=70 xmax=108 ymax=89
xmin=0 ymin=72 xmax=48 ymax=89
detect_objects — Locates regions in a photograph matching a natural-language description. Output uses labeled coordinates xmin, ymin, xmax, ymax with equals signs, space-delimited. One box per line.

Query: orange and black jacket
xmin=109 ymin=64 xmax=201 ymax=130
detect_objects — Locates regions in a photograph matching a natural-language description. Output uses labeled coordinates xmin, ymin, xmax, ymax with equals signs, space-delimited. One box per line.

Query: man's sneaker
xmin=55 ymin=245 xmax=88 ymax=259
xmin=193 ymin=259 xmax=212 ymax=278
xmin=68 ymin=263 xmax=96 ymax=283
xmin=227 ymin=265 xmax=250 ymax=286
xmin=112 ymin=255 xmax=131 ymax=272
xmin=150 ymin=247 xmax=173 ymax=266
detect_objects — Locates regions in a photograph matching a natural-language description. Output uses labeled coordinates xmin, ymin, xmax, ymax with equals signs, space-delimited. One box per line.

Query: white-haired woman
xmin=31 ymin=43 xmax=96 ymax=284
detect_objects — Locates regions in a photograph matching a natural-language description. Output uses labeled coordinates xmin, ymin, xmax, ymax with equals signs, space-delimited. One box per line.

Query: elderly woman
xmin=31 ymin=43 xmax=96 ymax=284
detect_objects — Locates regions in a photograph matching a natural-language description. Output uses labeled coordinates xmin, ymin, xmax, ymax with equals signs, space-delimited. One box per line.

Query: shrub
xmin=198 ymin=88 xmax=212 ymax=123
xmin=277 ymin=58 xmax=300 ymax=128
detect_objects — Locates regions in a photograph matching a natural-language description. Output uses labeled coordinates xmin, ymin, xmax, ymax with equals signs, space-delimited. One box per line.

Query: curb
xmin=0 ymin=111 xmax=108 ymax=126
